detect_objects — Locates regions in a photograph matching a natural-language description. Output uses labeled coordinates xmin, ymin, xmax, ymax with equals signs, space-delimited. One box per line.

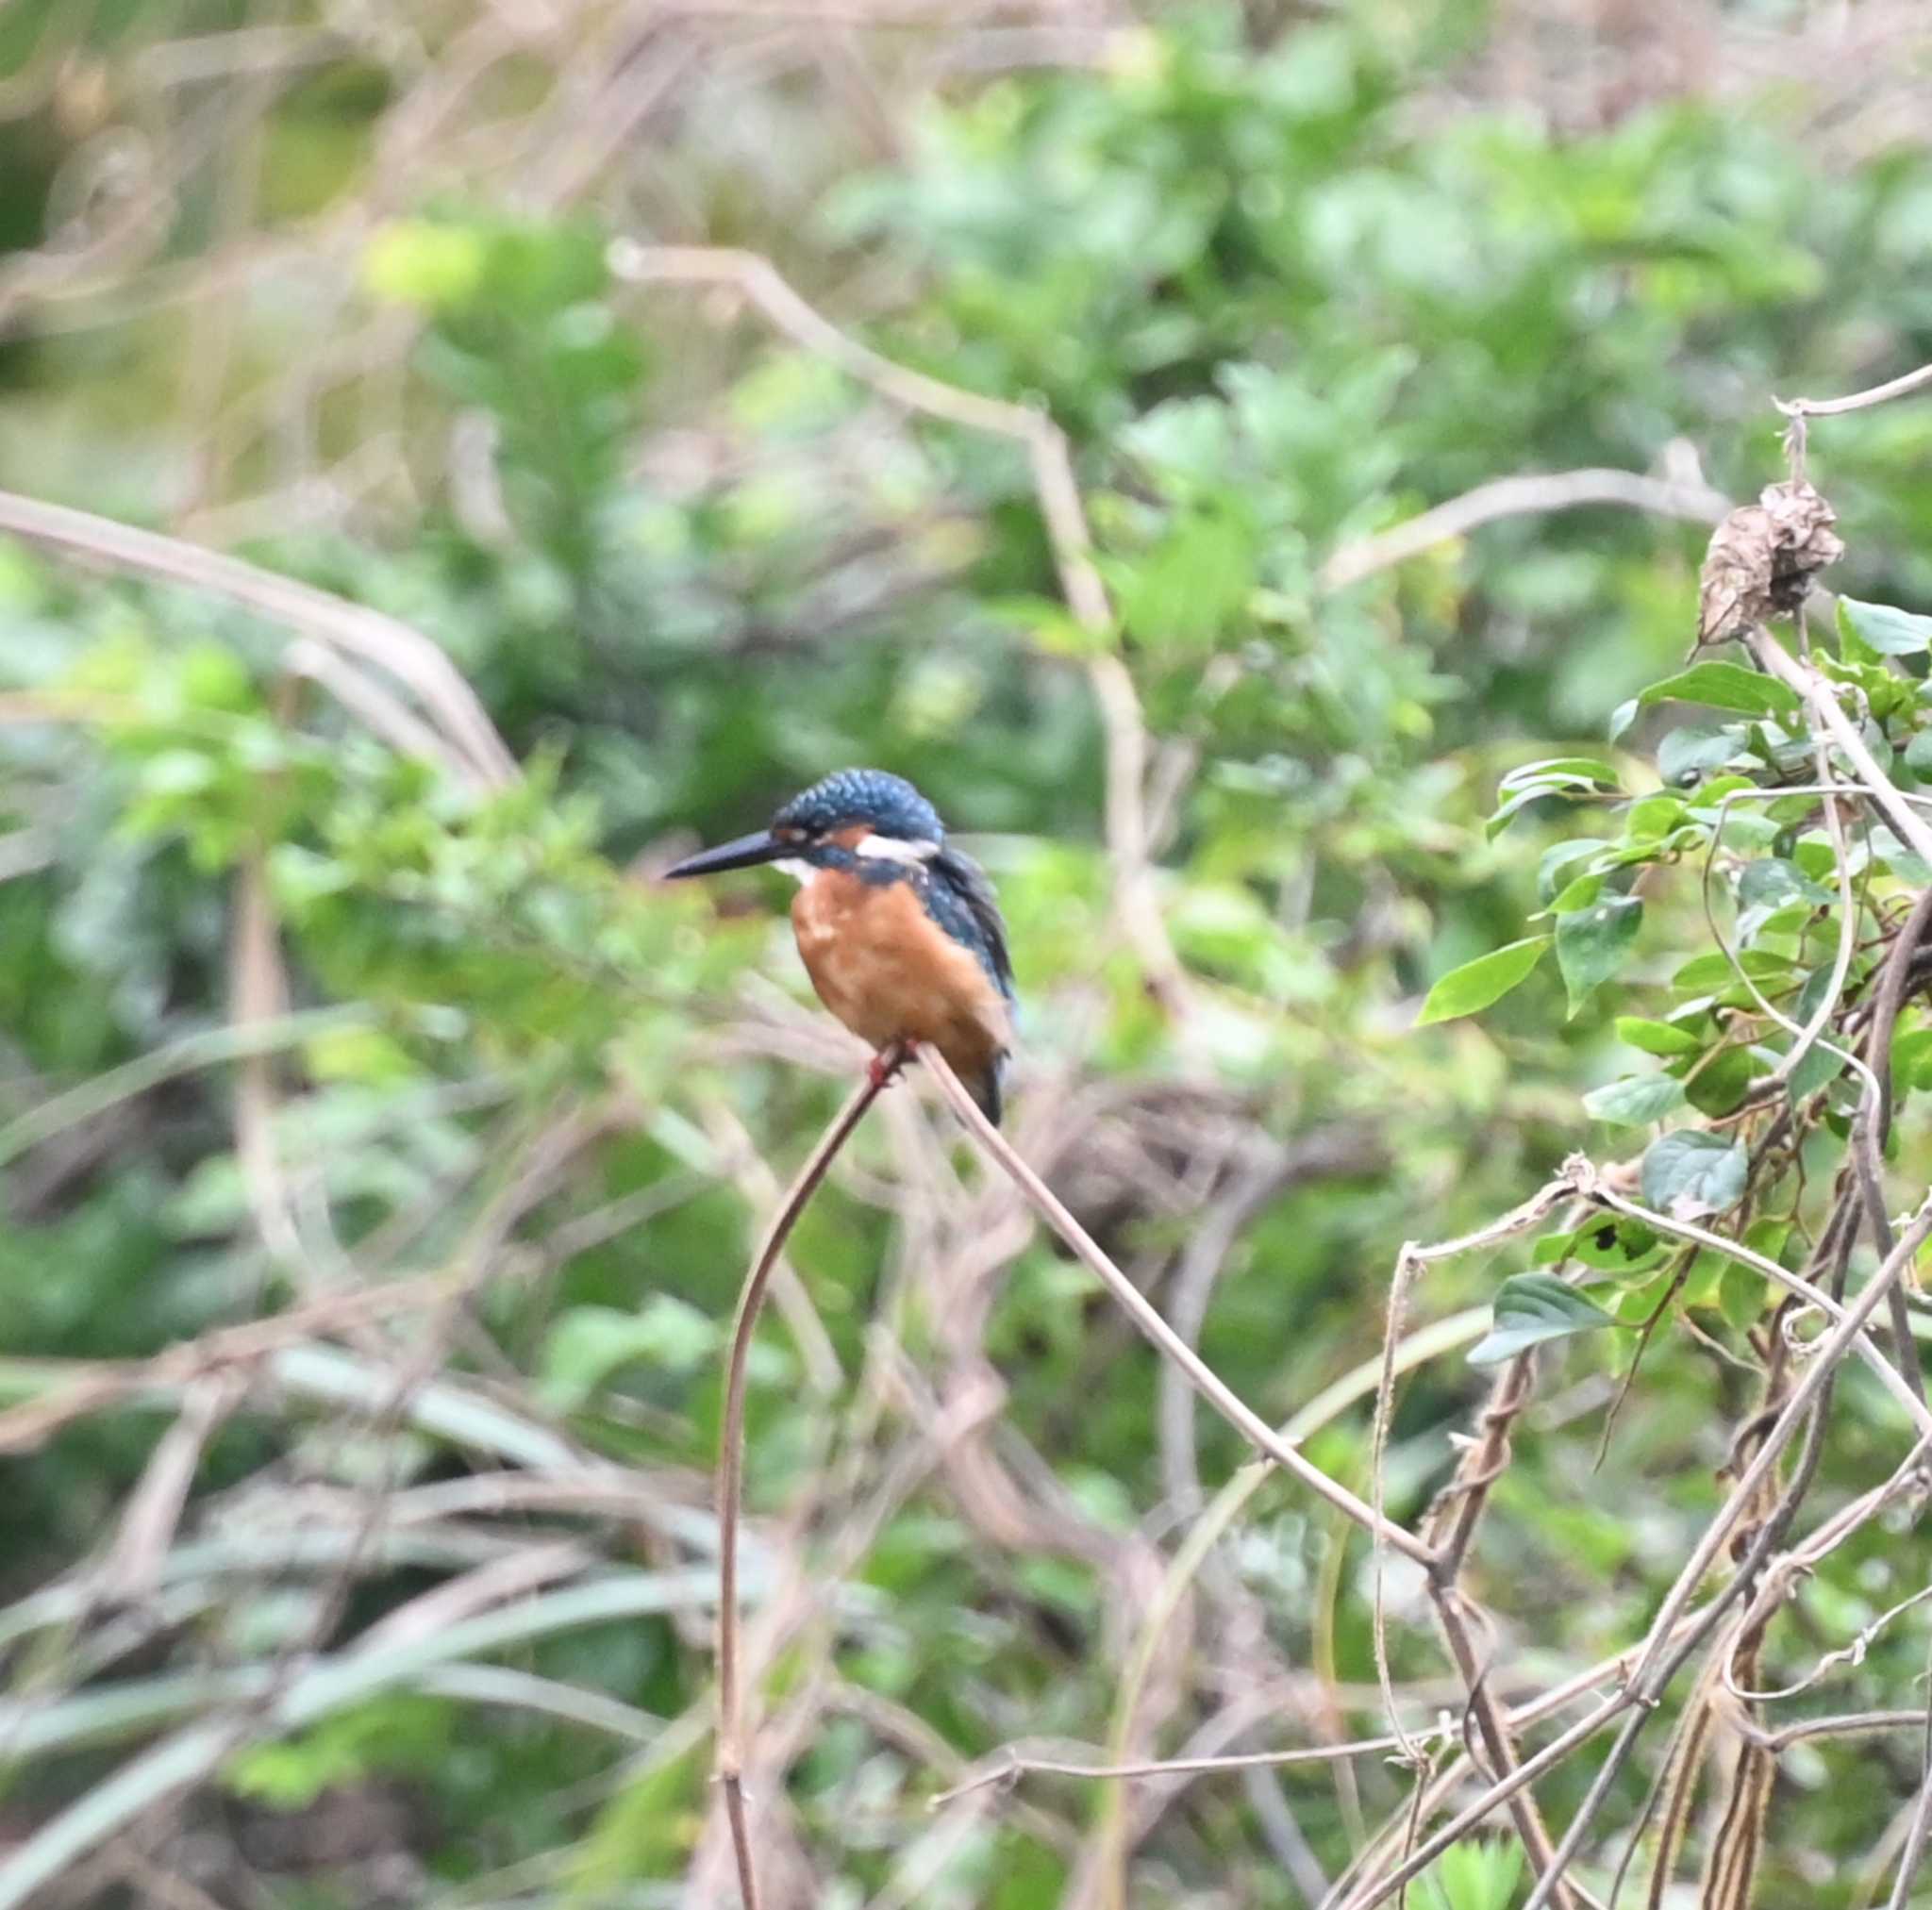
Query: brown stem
xmin=918 ymin=1046 xmax=1436 ymax=1566
xmin=714 ymin=1041 xmax=909 ymax=1909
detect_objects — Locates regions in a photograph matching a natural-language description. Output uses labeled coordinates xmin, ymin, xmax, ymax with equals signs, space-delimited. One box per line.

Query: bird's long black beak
xmin=661 ymin=829 xmax=788 ymax=879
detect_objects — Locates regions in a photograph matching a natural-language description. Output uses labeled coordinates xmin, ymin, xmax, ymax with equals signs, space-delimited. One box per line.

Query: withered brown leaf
xmin=1695 ymin=478 xmax=1843 ymax=647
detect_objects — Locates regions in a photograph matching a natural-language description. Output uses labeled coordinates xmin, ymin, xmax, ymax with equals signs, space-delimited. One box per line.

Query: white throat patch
xmin=854 ymin=834 xmax=939 ymax=866
xmin=773 ymin=857 xmax=815 ymax=885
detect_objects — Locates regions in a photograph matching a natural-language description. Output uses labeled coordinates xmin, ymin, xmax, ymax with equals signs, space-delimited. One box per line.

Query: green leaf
xmin=1738 ymin=858 xmax=1831 ymax=909
xmin=540 ymin=1299 xmax=718 ymax=1411
xmin=1117 ymin=509 xmax=1257 ymax=651
xmin=1415 ymin=937 xmax=1551 ymax=1025
xmin=1872 ymin=826 xmax=1932 ymax=886
xmin=1840 ymin=596 xmax=1932 ymax=657
xmin=1572 ymin=1216 xmax=1664 ymax=1274
xmin=1891 ymin=1024 xmax=1932 ymax=1092
xmin=1617 ymin=1015 xmax=1702 ymax=1057
xmin=1787 ymin=1033 xmax=1845 ymax=1101
xmin=1539 ymin=838 xmax=1610 ymax=901
xmin=1657 ymin=724 xmax=1745 ymax=787
xmin=1469 ymin=1273 xmax=1617 ymax=1366
xmin=1640 ymin=661 xmax=1802 ymax=720
xmin=1685 ymin=1044 xmax=1757 ymax=1117
xmin=1545 ymin=872 xmax=1605 ymax=914
xmin=1641 ymin=1130 xmax=1749 ymax=1220
xmin=1625 ymin=793 xmax=1687 ymax=841
xmin=1498 ymin=756 xmax=1622 ymax=791
xmin=1416 ymin=1838 xmax=1524 ymax=1910
xmin=1557 ymin=895 xmax=1642 ymax=1015
xmin=1718 ymin=1257 xmax=1765 ymax=1333
xmin=1583 ymin=1073 xmax=1688 ymax=1125
xmin=1673 ymin=948 xmax=1792 ymax=992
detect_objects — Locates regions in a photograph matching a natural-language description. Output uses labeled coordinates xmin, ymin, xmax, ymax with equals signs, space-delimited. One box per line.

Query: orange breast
xmin=791 ymin=870 xmax=1009 ymax=1078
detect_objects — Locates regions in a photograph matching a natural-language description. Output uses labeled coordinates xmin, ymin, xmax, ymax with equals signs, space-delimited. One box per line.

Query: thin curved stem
xmin=714 ymin=1041 xmax=908 ymax=1909
xmin=918 ymin=1046 xmax=1435 ymax=1566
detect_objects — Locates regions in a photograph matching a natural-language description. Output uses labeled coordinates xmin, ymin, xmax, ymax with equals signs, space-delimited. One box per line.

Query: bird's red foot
xmin=867 ymin=1043 xmax=914 ymax=1091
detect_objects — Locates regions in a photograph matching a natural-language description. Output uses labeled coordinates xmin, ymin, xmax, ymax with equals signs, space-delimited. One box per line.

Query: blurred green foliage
xmin=6 ymin=2 xmax=1932 ymax=1904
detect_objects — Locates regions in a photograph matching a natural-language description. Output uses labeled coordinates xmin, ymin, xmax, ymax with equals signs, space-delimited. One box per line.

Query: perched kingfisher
xmin=663 ymin=769 xmax=1016 ymax=1123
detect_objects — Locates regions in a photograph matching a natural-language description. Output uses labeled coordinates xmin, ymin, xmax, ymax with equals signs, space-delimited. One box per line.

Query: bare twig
xmin=931 ymin=1731 xmax=1425 ymax=1806
xmin=919 ymin=1045 xmax=1436 ymax=1564
xmin=1318 ymin=469 xmax=1731 ymax=591
xmin=1776 ymin=361 xmax=1932 ymax=420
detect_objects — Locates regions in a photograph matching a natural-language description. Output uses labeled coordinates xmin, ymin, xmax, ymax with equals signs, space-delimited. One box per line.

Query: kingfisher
xmin=662 ymin=769 xmax=1016 ymax=1123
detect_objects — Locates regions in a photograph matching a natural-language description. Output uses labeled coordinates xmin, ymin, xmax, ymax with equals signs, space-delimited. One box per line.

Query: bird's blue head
xmin=663 ymin=769 xmax=945 ymax=881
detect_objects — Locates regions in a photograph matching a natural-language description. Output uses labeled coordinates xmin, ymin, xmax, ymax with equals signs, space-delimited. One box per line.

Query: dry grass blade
xmin=0 ymin=488 xmax=515 ymax=789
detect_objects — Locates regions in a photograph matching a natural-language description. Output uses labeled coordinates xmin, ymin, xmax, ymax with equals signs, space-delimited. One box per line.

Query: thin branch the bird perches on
xmin=918 ymin=1044 xmax=1435 ymax=1566
xmin=713 ymin=1043 xmax=910 ymax=1910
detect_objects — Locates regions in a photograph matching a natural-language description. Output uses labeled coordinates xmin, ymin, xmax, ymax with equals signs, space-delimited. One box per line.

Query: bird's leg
xmin=867 ymin=1041 xmax=914 ymax=1092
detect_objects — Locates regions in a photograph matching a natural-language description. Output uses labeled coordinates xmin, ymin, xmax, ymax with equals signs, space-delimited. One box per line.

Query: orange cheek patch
xmin=827 ymin=824 xmax=872 ymax=851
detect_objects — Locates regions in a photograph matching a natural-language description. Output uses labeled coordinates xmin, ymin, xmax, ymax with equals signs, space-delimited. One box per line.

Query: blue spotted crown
xmin=774 ymin=769 xmax=944 ymax=845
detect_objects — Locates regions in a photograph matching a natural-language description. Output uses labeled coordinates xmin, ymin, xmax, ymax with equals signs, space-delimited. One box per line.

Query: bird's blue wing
xmin=928 ymin=847 xmax=1015 ymax=1004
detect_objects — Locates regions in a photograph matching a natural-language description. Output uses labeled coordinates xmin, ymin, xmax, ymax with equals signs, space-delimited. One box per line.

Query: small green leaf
xmin=1469 ymin=1273 xmax=1617 ymax=1366
xmin=1657 ymin=724 xmax=1744 ymax=787
xmin=1673 ymin=948 xmax=1791 ymax=992
xmin=1640 ymin=661 xmax=1802 ymax=720
xmin=1497 ymin=756 xmax=1622 ymax=792
xmin=1840 ymin=596 xmax=1932 ymax=657
xmin=1584 ymin=1073 xmax=1688 ymax=1125
xmin=1891 ymin=1024 xmax=1932 ymax=1091
xmin=1872 ymin=826 xmax=1932 ymax=886
xmin=1488 ymin=767 xmax=1618 ymax=839
xmin=1416 ymin=937 xmax=1551 ymax=1025
xmin=1718 ymin=1257 xmax=1765 ymax=1333
xmin=1685 ymin=1043 xmax=1757 ymax=1117
xmin=1641 ymin=1130 xmax=1749 ymax=1220
xmin=1738 ymin=858 xmax=1831 ymax=909
xmin=1625 ymin=793 xmax=1688 ymax=841
xmin=1787 ymin=1034 xmax=1845 ymax=1101
xmin=1617 ymin=1015 xmax=1702 ymax=1057
xmin=1545 ymin=872 xmax=1605 ymax=914
xmin=540 ymin=1299 xmax=718 ymax=1410
xmin=1539 ymin=838 xmax=1611 ymax=903
xmin=1572 ymin=1216 xmax=1663 ymax=1274
xmin=1557 ymin=895 xmax=1642 ymax=1015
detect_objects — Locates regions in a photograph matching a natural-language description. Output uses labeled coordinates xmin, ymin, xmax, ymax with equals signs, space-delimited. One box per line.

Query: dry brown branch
xmin=919 ymin=1044 xmax=1435 ymax=1564
xmin=1318 ymin=468 xmax=1732 ymax=591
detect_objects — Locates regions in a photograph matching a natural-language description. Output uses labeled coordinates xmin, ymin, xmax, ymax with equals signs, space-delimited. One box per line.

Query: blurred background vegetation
xmin=5 ymin=0 xmax=1932 ymax=1904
